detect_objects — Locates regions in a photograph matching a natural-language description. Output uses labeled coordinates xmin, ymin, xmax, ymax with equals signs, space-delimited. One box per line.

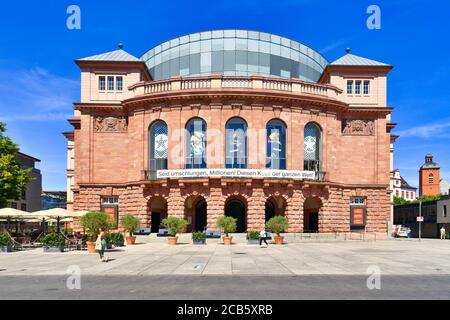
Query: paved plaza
xmin=1 ymin=236 xmax=450 ymax=299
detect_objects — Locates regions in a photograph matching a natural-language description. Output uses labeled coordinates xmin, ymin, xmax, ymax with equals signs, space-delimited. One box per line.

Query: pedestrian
xmin=96 ymin=228 xmax=109 ymax=262
xmin=259 ymin=229 xmax=268 ymax=247
xmin=440 ymin=226 xmax=446 ymax=240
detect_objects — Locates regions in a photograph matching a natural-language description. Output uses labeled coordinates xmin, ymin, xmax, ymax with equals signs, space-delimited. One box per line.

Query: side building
xmin=7 ymin=152 xmax=42 ymax=212
xmin=394 ymin=201 xmax=438 ymax=238
xmin=41 ymin=191 xmax=67 ymax=210
xmin=391 ymin=169 xmax=417 ymax=201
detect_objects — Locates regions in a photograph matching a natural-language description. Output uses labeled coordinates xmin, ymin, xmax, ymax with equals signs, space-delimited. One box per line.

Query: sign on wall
xmin=350 ymin=206 xmax=367 ymax=227
xmin=102 ymin=206 xmax=118 ymax=228
xmin=156 ymin=169 xmax=317 ymax=180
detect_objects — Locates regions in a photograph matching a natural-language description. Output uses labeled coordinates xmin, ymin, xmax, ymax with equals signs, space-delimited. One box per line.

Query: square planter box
xmin=247 ymin=239 xmax=260 ymax=245
xmin=43 ymin=246 xmax=65 ymax=253
xmin=0 ymin=245 xmax=13 ymax=253
xmin=193 ymin=240 xmax=206 ymax=245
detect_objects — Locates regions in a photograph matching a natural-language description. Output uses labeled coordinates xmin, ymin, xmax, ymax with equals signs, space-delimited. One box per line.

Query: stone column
xmin=207 ymin=182 xmax=225 ymax=229
xmin=247 ymin=185 xmax=265 ymax=231
xmin=167 ymin=186 xmax=184 ymax=219
xmin=286 ymin=188 xmax=303 ymax=232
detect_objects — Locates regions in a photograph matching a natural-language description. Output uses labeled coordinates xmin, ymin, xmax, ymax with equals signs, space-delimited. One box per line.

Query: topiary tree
xmin=120 ymin=214 xmax=141 ymax=237
xmin=216 ymin=216 xmax=237 ymax=237
xmin=161 ymin=217 xmax=188 ymax=236
xmin=266 ymin=216 xmax=289 ymax=236
xmin=80 ymin=211 xmax=112 ymax=241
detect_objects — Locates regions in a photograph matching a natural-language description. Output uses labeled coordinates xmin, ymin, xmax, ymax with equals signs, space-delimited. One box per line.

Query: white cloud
xmin=396 ymin=120 xmax=450 ymax=139
xmin=0 ymin=67 xmax=78 ymax=122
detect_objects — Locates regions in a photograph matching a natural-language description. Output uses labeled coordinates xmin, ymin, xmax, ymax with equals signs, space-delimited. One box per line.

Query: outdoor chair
xmin=60 ymin=231 xmax=80 ymax=251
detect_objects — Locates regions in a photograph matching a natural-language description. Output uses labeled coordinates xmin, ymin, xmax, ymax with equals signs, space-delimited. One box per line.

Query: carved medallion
xmin=94 ymin=116 xmax=128 ymax=132
xmin=342 ymin=120 xmax=374 ymax=136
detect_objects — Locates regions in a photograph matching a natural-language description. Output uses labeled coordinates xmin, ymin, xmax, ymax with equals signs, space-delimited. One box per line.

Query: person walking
xmin=440 ymin=226 xmax=446 ymax=240
xmin=96 ymin=228 xmax=109 ymax=262
xmin=259 ymin=229 xmax=268 ymax=247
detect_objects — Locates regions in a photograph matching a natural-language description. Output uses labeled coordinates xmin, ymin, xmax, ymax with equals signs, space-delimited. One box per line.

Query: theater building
xmin=66 ymin=30 xmax=395 ymax=235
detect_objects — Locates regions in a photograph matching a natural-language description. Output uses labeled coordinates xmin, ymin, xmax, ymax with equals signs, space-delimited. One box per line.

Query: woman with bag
xmin=95 ymin=228 xmax=108 ymax=262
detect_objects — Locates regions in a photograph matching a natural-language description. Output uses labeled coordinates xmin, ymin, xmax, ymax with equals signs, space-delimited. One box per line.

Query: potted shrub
xmin=0 ymin=232 xmax=13 ymax=253
xmin=41 ymin=233 xmax=65 ymax=253
xmin=216 ymin=216 xmax=237 ymax=245
xmin=104 ymin=233 xmax=113 ymax=249
xmin=246 ymin=231 xmax=260 ymax=245
xmin=161 ymin=217 xmax=188 ymax=245
xmin=80 ymin=211 xmax=112 ymax=253
xmin=192 ymin=231 xmax=206 ymax=245
xmin=266 ymin=216 xmax=289 ymax=245
xmin=120 ymin=214 xmax=141 ymax=245
xmin=111 ymin=232 xmax=124 ymax=247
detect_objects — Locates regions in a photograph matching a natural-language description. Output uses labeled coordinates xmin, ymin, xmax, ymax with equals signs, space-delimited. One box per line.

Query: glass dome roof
xmin=141 ymin=30 xmax=328 ymax=82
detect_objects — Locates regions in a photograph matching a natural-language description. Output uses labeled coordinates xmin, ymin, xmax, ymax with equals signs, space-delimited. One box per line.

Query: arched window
xmin=149 ymin=120 xmax=168 ymax=173
xmin=429 ymin=174 xmax=434 ymax=184
xmin=225 ymin=117 xmax=247 ymax=168
xmin=266 ymin=119 xmax=286 ymax=169
xmin=185 ymin=118 xmax=207 ymax=168
xmin=304 ymin=122 xmax=322 ymax=171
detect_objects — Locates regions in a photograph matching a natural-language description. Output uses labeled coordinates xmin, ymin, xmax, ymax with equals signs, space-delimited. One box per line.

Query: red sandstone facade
xmin=66 ymin=39 xmax=396 ymax=235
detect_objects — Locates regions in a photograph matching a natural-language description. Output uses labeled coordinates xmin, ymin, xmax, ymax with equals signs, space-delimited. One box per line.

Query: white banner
xmin=156 ymin=169 xmax=317 ymax=180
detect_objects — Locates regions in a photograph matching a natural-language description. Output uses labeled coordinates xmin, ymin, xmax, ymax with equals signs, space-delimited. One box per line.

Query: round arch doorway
xmin=265 ymin=196 xmax=286 ymax=223
xmin=194 ymin=199 xmax=207 ymax=232
xmin=303 ymin=197 xmax=322 ymax=233
xmin=225 ymin=198 xmax=246 ymax=233
xmin=148 ymin=196 xmax=168 ymax=233
xmin=185 ymin=196 xmax=207 ymax=232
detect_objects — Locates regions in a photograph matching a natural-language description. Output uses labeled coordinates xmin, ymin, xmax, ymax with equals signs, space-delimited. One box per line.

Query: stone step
xmin=133 ymin=232 xmax=384 ymax=244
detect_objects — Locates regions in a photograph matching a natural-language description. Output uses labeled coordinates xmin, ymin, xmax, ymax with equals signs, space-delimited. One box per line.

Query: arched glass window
xmin=225 ymin=117 xmax=247 ymax=168
xmin=266 ymin=119 xmax=286 ymax=169
xmin=304 ymin=122 xmax=322 ymax=171
xmin=149 ymin=121 xmax=168 ymax=174
xmin=185 ymin=118 xmax=207 ymax=168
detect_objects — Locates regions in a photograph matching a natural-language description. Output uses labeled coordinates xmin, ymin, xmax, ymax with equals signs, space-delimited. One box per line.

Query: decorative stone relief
xmin=342 ymin=119 xmax=374 ymax=136
xmin=94 ymin=116 xmax=128 ymax=132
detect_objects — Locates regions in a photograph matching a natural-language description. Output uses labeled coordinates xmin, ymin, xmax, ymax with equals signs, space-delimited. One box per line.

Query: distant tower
xmin=419 ymin=154 xmax=440 ymax=196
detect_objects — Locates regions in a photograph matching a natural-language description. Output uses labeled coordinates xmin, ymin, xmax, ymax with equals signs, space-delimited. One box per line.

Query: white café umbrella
xmin=33 ymin=209 xmax=89 ymax=232
xmin=32 ymin=208 xmax=71 ymax=218
xmin=0 ymin=208 xmax=35 ymax=218
xmin=71 ymin=210 xmax=89 ymax=217
xmin=0 ymin=208 xmax=38 ymax=231
xmin=32 ymin=208 xmax=74 ymax=232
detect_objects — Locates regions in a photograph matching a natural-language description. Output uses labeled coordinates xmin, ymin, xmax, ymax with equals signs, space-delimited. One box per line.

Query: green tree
xmin=0 ymin=122 xmax=32 ymax=208
xmin=393 ymin=196 xmax=409 ymax=205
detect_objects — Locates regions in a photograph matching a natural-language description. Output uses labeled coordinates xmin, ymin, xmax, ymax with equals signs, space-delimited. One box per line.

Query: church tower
xmin=419 ymin=154 xmax=440 ymax=196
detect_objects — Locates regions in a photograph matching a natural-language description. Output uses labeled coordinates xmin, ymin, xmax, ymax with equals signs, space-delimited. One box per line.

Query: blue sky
xmin=0 ymin=0 xmax=449 ymax=190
